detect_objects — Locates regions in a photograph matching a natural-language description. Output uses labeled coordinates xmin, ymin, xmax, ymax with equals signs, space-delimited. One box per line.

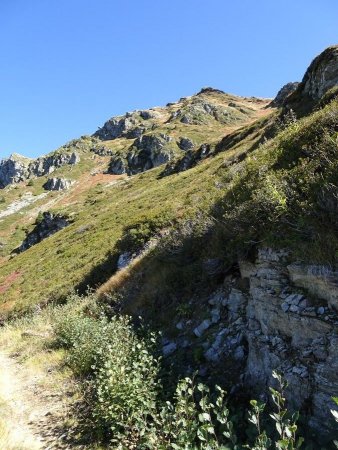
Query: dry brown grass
xmin=97 ymin=254 xmax=144 ymax=299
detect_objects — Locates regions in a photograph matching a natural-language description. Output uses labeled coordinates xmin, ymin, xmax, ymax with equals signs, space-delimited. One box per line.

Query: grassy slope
xmin=2 ymin=97 xmax=338 ymax=317
xmin=0 ymin=92 xmax=272 ymax=316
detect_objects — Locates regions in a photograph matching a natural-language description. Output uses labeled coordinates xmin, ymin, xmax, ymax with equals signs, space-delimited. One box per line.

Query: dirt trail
xmin=0 ymin=351 xmax=79 ymax=450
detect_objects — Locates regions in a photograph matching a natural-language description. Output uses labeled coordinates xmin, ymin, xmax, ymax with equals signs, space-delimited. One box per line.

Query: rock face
xmin=43 ymin=178 xmax=73 ymax=191
xmin=108 ymin=133 xmax=178 ymax=175
xmin=0 ymin=154 xmax=31 ymax=188
xmin=154 ymin=248 xmax=338 ymax=442
xmin=242 ymin=249 xmax=338 ymax=439
xmin=0 ymin=152 xmax=80 ymax=189
xmin=161 ymin=144 xmax=212 ymax=176
xmin=93 ymin=110 xmax=158 ymax=141
xmin=17 ymin=212 xmax=70 ymax=252
xmin=271 ymin=82 xmax=300 ymax=106
xmin=287 ymin=45 xmax=338 ymax=104
xmin=30 ymin=152 xmax=80 ymax=177
xmin=301 ymin=45 xmax=338 ymax=100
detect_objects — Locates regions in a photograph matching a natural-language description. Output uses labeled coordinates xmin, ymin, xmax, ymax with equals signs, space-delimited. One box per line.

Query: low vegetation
xmin=2 ymin=291 xmax=326 ymax=449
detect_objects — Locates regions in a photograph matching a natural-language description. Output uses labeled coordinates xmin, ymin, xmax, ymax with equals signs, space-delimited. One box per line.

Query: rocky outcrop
xmin=197 ymin=87 xmax=226 ymax=96
xmin=177 ymin=137 xmax=195 ymax=151
xmin=160 ymin=144 xmax=212 ymax=176
xmin=270 ymin=82 xmax=300 ymax=107
xmin=168 ymin=98 xmax=246 ymax=125
xmin=242 ymin=248 xmax=338 ymax=439
xmin=30 ymin=152 xmax=80 ymax=177
xmin=108 ymin=133 xmax=178 ymax=175
xmin=43 ymin=177 xmax=73 ymax=191
xmin=17 ymin=212 xmax=70 ymax=252
xmin=94 ymin=112 xmax=137 ymax=140
xmin=286 ymin=45 xmax=338 ymax=107
xmin=0 ymin=154 xmax=31 ymax=188
xmin=107 ymin=156 xmax=128 ymax=175
xmin=157 ymin=247 xmax=338 ymax=442
xmin=0 ymin=152 xmax=80 ymax=189
xmin=301 ymin=45 xmax=338 ymax=100
xmin=93 ymin=110 xmax=158 ymax=141
xmin=90 ymin=145 xmax=115 ymax=156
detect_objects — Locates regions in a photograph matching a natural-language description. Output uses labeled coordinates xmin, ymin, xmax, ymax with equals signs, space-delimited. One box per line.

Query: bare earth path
xmin=0 ymin=351 xmax=84 ymax=450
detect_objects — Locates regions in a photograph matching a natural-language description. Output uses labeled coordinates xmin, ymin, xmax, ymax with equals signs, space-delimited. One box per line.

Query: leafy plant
xmin=269 ymin=371 xmax=304 ymax=450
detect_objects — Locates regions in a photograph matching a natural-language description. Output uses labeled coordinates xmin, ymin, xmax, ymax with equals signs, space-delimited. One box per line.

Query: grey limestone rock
xmin=271 ymin=82 xmax=300 ymax=107
xmin=178 ymin=137 xmax=195 ymax=151
xmin=0 ymin=154 xmax=30 ymax=188
xmin=0 ymin=151 xmax=80 ymax=189
xmin=43 ymin=177 xmax=73 ymax=191
xmin=108 ymin=133 xmax=177 ymax=176
xmin=17 ymin=212 xmax=69 ymax=252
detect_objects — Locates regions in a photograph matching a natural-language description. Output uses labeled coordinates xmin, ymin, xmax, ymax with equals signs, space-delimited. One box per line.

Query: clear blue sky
xmin=1 ymin=0 xmax=338 ymax=159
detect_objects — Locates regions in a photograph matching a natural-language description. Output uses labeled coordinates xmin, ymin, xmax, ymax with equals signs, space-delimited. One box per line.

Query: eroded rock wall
xmin=159 ymin=247 xmax=338 ymax=441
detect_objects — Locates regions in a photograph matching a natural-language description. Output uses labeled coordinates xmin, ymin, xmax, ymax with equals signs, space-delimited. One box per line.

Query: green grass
xmin=2 ymin=94 xmax=338 ymax=318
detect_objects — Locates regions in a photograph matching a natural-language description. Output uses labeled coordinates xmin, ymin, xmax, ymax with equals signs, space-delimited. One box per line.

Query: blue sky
xmin=1 ymin=0 xmax=338 ymax=159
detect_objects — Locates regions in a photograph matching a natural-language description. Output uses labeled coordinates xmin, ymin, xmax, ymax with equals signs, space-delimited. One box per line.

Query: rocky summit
xmin=0 ymin=45 xmax=338 ymax=448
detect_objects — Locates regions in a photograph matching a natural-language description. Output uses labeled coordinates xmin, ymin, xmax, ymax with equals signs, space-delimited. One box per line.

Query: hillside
xmin=0 ymin=89 xmax=272 ymax=313
xmin=0 ymin=46 xmax=338 ymax=449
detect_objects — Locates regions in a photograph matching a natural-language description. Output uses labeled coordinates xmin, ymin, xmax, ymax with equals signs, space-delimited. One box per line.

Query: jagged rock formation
xmin=0 ymin=152 xmax=80 ymax=189
xmin=160 ymin=144 xmax=212 ymax=176
xmin=0 ymin=154 xmax=31 ymax=188
xmin=271 ymin=82 xmax=300 ymax=106
xmin=286 ymin=45 xmax=338 ymax=110
xmin=93 ymin=110 xmax=157 ymax=141
xmin=301 ymin=45 xmax=338 ymax=100
xmin=43 ymin=177 xmax=73 ymax=191
xmin=17 ymin=212 xmax=70 ymax=252
xmin=108 ymin=133 xmax=179 ymax=175
xmin=31 ymin=151 xmax=79 ymax=176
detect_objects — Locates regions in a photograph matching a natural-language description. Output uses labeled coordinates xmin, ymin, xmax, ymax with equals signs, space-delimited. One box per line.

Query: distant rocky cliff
xmin=0 ymin=151 xmax=79 ymax=188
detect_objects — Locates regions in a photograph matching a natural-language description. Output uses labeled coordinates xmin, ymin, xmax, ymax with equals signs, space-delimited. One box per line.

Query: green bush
xmin=54 ymin=296 xmax=309 ymax=449
xmin=54 ymin=300 xmax=160 ymax=444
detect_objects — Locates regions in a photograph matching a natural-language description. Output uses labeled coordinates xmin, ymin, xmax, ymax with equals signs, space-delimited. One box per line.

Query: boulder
xmin=43 ymin=177 xmax=73 ymax=191
xmin=178 ymin=137 xmax=195 ymax=151
xmin=17 ymin=212 xmax=70 ymax=252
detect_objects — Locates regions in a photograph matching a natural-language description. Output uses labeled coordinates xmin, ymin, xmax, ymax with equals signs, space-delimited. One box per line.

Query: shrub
xmin=54 ymin=296 xmax=308 ymax=449
xmin=54 ymin=299 xmax=160 ymax=444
